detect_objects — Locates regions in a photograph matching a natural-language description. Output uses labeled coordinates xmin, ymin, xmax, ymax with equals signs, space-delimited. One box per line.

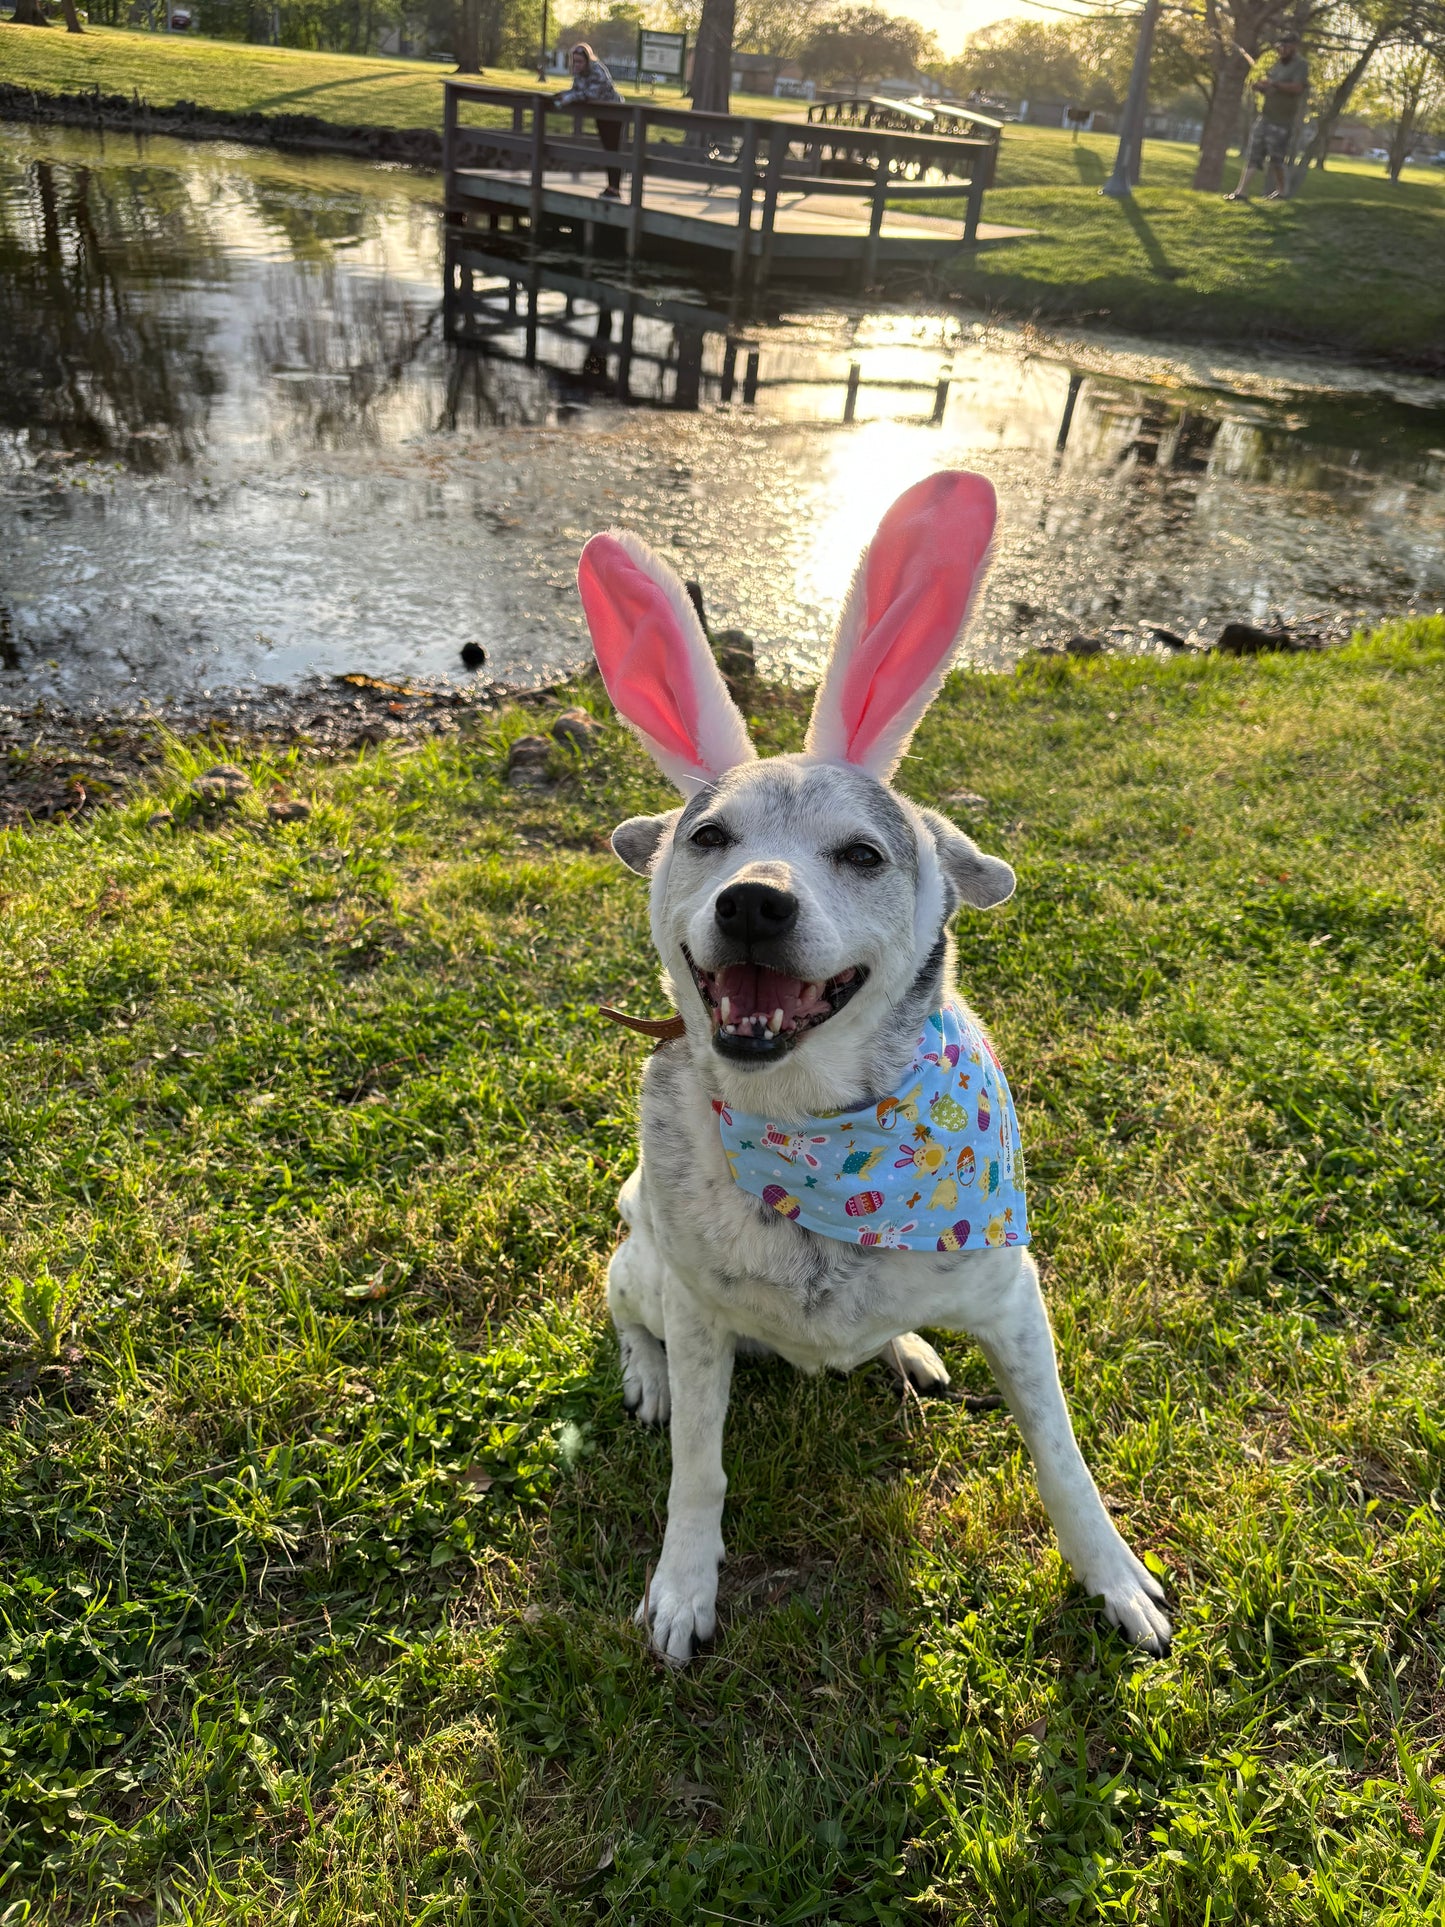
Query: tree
xmin=664 ymin=0 xmax=831 ymax=62
xmin=561 ymin=0 xmax=644 ymax=64
xmin=689 ymin=0 xmax=738 ymax=110
xmin=1297 ymin=0 xmax=1445 ymax=165
xmin=800 ymin=4 xmax=938 ymax=89
xmin=1189 ymin=0 xmax=1301 ymax=190
xmin=935 ymin=11 xmax=1211 ymax=118
xmin=1360 ymin=33 xmax=1445 ymax=173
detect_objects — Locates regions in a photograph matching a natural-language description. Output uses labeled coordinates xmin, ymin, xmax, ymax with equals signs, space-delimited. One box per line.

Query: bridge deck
xmin=449 ymin=166 xmax=1031 ymax=262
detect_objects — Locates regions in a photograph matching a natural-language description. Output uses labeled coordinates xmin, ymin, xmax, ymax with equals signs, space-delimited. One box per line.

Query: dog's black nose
xmin=714 ymin=881 xmax=798 ymax=949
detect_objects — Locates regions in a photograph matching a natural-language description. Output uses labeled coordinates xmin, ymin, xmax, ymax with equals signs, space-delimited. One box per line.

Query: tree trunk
xmin=59 ymin=0 xmax=84 ymax=31
xmin=1305 ymin=33 xmax=1382 ymax=168
xmin=479 ymin=0 xmax=503 ymax=66
xmin=1387 ymin=93 xmax=1419 ymax=180
xmin=453 ymin=0 xmax=480 ymax=73
xmin=9 ymin=0 xmax=50 ymax=24
xmin=689 ymin=0 xmax=737 ymax=114
xmin=1192 ymin=43 xmax=1250 ymax=190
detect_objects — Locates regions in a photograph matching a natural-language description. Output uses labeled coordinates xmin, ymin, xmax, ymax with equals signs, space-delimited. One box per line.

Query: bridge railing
xmin=442 ymin=81 xmax=995 ymax=280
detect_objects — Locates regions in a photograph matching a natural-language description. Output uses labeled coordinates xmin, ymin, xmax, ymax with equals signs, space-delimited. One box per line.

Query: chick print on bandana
xmin=716 ymin=1004 xmax=1028 ymax=1253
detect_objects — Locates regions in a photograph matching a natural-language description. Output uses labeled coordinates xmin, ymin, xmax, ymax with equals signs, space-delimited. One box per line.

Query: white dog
xmin=576 ymin=471 xmax=1171 ymax=1665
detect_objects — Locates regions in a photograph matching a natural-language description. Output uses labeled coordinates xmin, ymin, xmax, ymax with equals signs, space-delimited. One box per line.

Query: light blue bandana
xmin=715 ymin=1004 xmax=1029 ymax=1252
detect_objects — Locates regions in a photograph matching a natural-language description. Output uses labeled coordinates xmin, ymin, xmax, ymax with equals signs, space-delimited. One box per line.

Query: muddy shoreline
xmin=0 ymin=671 xmax=528 ymax=829
xmin=0 ymin=609 xmax=1372 ymax=831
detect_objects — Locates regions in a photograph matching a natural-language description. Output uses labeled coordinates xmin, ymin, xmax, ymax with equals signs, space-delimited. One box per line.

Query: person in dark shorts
xmin=556 ymin=43 xmax=626 ymax=199
xmin=1225 ymin=33 xmax=1309 ymax=202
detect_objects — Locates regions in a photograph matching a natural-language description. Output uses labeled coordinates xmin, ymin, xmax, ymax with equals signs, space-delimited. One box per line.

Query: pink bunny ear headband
xmin=575 ymin=470 xmax=997 ymax=792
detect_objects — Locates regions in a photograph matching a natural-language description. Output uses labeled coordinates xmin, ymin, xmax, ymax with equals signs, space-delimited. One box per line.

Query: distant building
xmin=730 ymin=54 xmax=813 ymax=99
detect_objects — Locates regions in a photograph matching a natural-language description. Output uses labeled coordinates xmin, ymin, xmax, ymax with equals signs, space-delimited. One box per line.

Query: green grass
xmin=0 ymin=21 xmax=798 ymax=126
xmin=3 ymin=624 xmax=1445 ymax=1919
xmin=941 ymin=127 xmax=1445 ymax=366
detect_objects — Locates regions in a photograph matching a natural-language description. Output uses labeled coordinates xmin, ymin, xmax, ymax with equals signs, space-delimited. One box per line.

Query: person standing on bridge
xmin=557 ymin=43 xmax=626 ymax=200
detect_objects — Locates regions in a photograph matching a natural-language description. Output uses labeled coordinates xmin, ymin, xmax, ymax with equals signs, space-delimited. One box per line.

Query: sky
xmin=901 ymin=0 xmax=1054 ymax=57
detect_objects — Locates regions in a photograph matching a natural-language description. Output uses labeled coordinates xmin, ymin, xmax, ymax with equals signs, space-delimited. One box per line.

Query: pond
xmin=2 ymin=120 xmax=1443 ymax=711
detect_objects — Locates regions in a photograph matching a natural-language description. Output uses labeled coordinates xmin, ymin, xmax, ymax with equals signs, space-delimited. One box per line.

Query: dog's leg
xmin=961 ymin=1257 xmax=1172 ymax=1654
xmin=607 ymin=1194 xmax=671 ymax=1426
xmin=637 ymin=1298 xmax=733 ymax=1666
xmin=876 ymin=1331 xmax=952 ymax=1396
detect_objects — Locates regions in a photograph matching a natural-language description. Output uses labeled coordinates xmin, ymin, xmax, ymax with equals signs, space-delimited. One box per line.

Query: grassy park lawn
xmin=937 ymin=133 xmax=1445 ymax=365
xmin=0 ymin=21 xmax=796 ymax=125
xmin=2 ymin=623 xmax=1444 ymax=1919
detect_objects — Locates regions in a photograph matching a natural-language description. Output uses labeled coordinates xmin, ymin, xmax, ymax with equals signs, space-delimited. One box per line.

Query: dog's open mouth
xmin=682 ymin=947 xmax=868 ymax=1060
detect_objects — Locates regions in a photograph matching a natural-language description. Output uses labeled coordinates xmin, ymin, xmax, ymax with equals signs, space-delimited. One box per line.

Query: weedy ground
xmin=2 ymin=622 xmax=1444 ymax=1924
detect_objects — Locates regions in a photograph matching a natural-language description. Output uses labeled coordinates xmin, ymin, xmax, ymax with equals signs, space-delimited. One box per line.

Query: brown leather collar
xmin=598 ymin=1004 xmax=688 ymax=1044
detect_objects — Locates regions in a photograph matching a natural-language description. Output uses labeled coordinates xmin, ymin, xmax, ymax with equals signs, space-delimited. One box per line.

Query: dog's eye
xmin=690 ymin=823 xmax=730 ymax=850
xmin=837 ymin=842 xmax=884 ymax=870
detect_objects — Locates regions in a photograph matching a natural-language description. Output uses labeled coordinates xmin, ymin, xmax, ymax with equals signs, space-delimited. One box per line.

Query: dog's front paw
xmin=1078 ymin=1538 xmax=1172 ymax=1656
xmin=636 ymin=1540 xmax=723 ymax=1666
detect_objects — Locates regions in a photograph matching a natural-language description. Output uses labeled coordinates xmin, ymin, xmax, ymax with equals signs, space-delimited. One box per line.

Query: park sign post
xmin=637 ymin=28 xmax=687 ymax=85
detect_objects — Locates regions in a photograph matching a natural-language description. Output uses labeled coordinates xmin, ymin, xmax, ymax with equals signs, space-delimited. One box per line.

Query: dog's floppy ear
xmin=610 ymin=810 xmax=678 ymax=876
xmin=918 ymin=807 xmax=1015 ymax=910
xmin=805 ymin=471 xmax=997 ymax=780
xmin=578 ymin=531 xmax=756 ymax=795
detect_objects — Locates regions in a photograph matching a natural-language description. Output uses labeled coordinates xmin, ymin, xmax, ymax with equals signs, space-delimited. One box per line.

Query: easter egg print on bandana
xmin=718 ymin=1003 xmax=1028 ymax=1253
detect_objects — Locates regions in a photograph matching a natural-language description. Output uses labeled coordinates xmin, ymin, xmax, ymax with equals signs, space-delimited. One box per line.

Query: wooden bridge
xmin=442 ymin=81 xmax=1029 ymax=293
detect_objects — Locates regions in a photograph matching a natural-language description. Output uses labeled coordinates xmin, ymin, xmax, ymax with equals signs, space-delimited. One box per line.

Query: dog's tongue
xmin=715 ymin=963 xmax=826 ymax=1027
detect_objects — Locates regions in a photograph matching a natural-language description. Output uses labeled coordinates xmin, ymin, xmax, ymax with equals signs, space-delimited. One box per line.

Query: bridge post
xmin=732 ymin=118 xmax=758 ymax=293
xmin=756 ymin=127 xmax=786 ymax=294
xmin=861 ymin=135 xmax=892 ymax=287
xmin=628 ymin=106 xmax=647 ymax=261
xmin=530 ymin=95 xmax=546 ymax=237
xmin=965 ymin=164 xmax=985 ymax=246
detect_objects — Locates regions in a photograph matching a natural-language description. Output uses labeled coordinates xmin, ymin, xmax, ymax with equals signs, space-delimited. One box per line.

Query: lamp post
xmin=1100 ymin=0 xmax=1161 ymax=198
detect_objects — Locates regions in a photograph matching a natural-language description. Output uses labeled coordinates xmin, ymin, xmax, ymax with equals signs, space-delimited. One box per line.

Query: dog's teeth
xmin=770 ymin=1007 xmax=784 ymax=1033
xmin=720 ymin=996 xmax=730 ymax=1021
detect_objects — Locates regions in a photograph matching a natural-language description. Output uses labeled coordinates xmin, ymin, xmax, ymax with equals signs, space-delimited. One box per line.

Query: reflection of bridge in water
xmin=442 ymin=244 xmax=963 ymax=422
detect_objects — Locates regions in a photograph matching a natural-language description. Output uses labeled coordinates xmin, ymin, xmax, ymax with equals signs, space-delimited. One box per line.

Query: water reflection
xmin=0 ymin=122 xmax=1441 ymax=705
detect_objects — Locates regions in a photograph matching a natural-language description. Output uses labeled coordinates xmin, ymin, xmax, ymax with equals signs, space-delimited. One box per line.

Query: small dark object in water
xmin=1065 ymin=634 xmax=1103 ymax=657
xmin=684 ymin=580 xmax=708 ymax=631
xmin=1214 ymin=621 xmax=1296 ymax=656
xmin=1145 ymin=624 xmax=1189 ymax=651
xmin=460 ymin=641 xmax=487 ymax=670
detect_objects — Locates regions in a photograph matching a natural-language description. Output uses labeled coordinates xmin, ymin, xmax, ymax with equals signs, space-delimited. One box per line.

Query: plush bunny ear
xmin=577 ymin=531 xmax=756 ymax=795
xmin=805 ymin=471 xmax=997 ymax=779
